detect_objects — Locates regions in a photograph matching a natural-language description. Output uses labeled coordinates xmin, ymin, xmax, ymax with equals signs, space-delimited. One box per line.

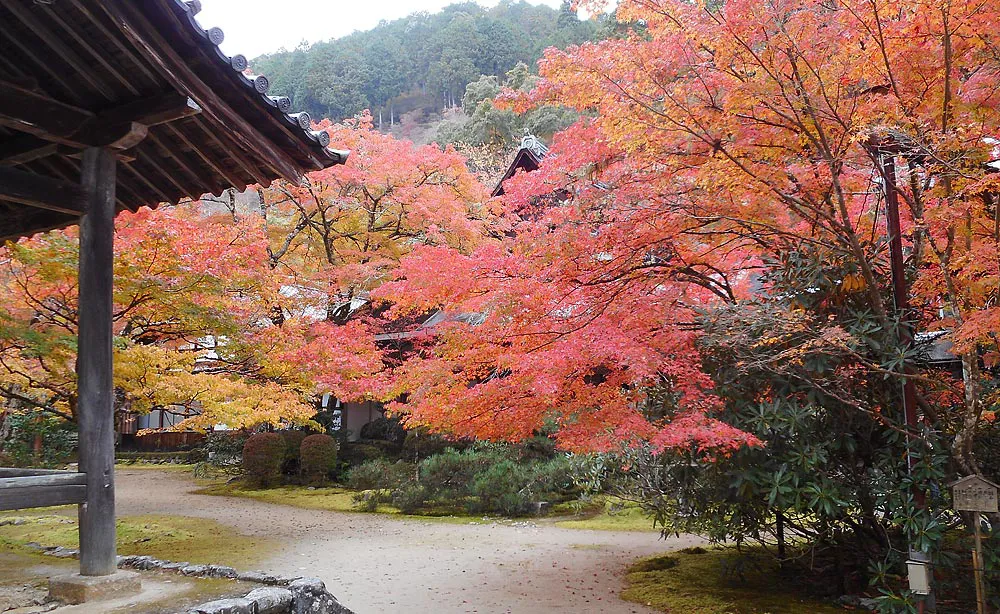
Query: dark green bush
xmin=401 ymin=429 xmax=460 ymax=460
xmin=346 ymin=443 xmax=580 ymax=517
xmin=3 ymin=413 xmax=75 ymax=468
xmin=241 ymin=433 xmax=284 ymax=488
xmin=359 ymin=416 xmax=407 ymax=445
xmin=351 ymin=489 xmax=385 ymax=512
xmin=529 ymin=455 xmax=576 ymax=500
xmin=300 ymin=434 xmax=338 ymax=485
xmin=281 ymin=429 xmax=307 ymax=474
xmin=391 ymin=482 xmax=427 ymax=514
xmin=340 ymin=442 xmax=391 ymax=467
xmin=518 ymin=435 xmax=559 ymax=462
xmin=346 ymin=458 xmax=413 ymax=491
xmin=201 ymin=430 xmax=248 ymax=468
xmin=418 ymin=448 xmax=486 ymax=501
xmin=116 ymin=451 xmax=198 ymax=464
xmin=469 ymin=459 xmax=532 ymax=516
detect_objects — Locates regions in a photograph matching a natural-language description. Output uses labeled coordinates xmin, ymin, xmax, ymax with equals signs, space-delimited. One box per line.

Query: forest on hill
xmin=250 ymin=1 xmax=608 ymax=125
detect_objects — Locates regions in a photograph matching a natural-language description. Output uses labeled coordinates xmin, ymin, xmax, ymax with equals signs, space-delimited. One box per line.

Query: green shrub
xmin=340 ymin=442 xmax=389 ymax=467
xmin=200 ymin=431 xmax=248 ymax=466
xmin=519 ymin=435 xmax=559 ymax=462
xmin=280 ymin=429 xmax=307 ymax=474
xmin=351 ymin=489 xmax=386 ymax=512
xmin=116 ymin=451 xmax=197 ymax=464
xmin=346 ymin=459 xmax=413 ymax=491
xmin=391 ymin=482 xmax=427 ymax=514
xmin=469 ymin=459 xmax=532 ymax=516
xmin=359 ymin=416 xmax=406 ymax=445
xmin=418 ymin=448 xmax=482 ymax=501
xmin=401 ymin=429 xmax=459 ymax=460
xmin=529 ymin=456 xmax=577 ymax=500
xmin=241 ymin=433 xmax=284 ymax=488
xmin=3 ymin=413 xmax=75 ymax=468
xmin=300 ymin=434 xmax=338 ymax=485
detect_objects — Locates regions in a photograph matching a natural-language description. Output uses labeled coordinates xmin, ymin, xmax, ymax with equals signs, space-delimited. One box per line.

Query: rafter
xmin=0 ymin=166 xmax=84 ymax=215
xmin=0 ymin=80 xmax=200 ymax=151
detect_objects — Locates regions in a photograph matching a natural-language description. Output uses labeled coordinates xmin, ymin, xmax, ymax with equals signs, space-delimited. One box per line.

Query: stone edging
xmin=22 ymin=543 xmax=354 ymax=614
xmin=185 ymin=578 xmax=353 ymax=614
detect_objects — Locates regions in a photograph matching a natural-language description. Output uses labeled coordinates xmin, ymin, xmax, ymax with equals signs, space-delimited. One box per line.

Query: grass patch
xmin=554 ymin=497 xmax=658 ymax=532
xmin=196 ymin=482 xmax=371 ymax=513
xmin=194 ymin=481 xmax=477 ymax=525
xmin=622 ymin=547 xmax=846 ymax=613
xmin=0 ymin=514 xmax=272 ymax=568
xmin=115 ymin=462 xmax=197 ymax=472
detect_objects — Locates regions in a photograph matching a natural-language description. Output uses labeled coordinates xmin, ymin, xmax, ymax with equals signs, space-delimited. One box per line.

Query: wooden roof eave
xmin=154 ymin=0 xmax=347 ymax=171
xmin=97 ymin=0 xmax=307 ymax=184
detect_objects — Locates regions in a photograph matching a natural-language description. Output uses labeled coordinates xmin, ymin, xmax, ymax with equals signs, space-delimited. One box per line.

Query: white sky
xmin=198 ymin=0 xmax=566 ymax=59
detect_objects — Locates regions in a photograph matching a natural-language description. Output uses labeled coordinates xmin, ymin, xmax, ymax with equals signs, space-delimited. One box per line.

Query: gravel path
xmin=115 ymin=469 xmax=702 ymax=614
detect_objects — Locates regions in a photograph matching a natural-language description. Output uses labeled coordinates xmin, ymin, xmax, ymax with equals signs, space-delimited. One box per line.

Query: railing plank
xmin=0 ymin=485 xmax=87 ymax=511
xmin=0 ymin=473 xmax=87 ymax=490
xmin=0 ymin=468 xmax=77 ymax=477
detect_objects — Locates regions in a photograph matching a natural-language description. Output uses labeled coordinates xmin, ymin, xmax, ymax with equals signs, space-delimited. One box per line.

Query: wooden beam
xmin=77 ymin=147 xmax=117 ymax=577
xmin=196 ymin=117 xmax=269 ymax=186
xmin=0 ymin=207 xmax=77 ymax=244
xmin=37 ymin=2 xmax=143 ymax=98
xmin=0 ymin=78 xmax=94 ymax=138
xmin=0 ymin=15 xmax=84 ymax=104
xmin=98 ymin=93 xmax=201 ymax=127
xmin=0 ymin=473 xmax=87 ymax=490
xmin=0 ymin=136 xmax=58 ymax=166
xmin=73 ymin=121 xmax=149 ymax=151
xmin=0 ymin=468 xmax=80 ymax=477
xmin=0 ymin=166 xmax=85 ymax=214
xmin=121 ymin=161 xmax=172 ymax=203
xmin=0 ymin=485 xmax=87 ymax=511
xmin=164 ymin=122 xmax=244 ymax=190
xmin=0 ymin=81 xmax=195 ymax=151
xmin=66 ymin=0 xmax=161 ymax=87
xmin=146 ymin=131 xmax=221 ymax=196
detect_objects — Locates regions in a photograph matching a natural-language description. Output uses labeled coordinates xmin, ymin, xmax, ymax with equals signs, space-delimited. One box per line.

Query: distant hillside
xmin=250 ymin=1 xmax=606 ymax=124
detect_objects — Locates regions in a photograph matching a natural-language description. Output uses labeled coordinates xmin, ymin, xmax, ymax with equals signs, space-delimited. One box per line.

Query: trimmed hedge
xmin=281 ymin=429 xmax=308 ymax=474
xmin=242 ymin=433 xmax=284 ymax=488
xmin=300 ymin=434 xmax=338 ymax=485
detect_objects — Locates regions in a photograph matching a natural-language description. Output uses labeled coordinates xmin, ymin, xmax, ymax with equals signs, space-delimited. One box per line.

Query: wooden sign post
xmin=951 ymin=475 xmax=1000 ymax=614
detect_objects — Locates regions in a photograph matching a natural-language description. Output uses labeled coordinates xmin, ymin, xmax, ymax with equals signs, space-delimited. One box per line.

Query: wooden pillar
xmin=77 ymin=147 xmax=117 ymax=576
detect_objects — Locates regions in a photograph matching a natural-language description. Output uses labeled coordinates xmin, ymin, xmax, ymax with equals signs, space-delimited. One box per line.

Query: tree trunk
xmin=776 ymin=509 xmax=786 ymax=566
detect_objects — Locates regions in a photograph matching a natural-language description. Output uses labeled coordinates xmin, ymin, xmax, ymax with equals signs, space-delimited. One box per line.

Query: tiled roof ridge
xmin=171 ymin=0 xmax=349 ymax=167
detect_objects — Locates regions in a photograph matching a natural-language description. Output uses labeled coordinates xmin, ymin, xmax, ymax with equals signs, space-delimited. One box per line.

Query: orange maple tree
xmin=0 ymin=205 xmax=317 ymax=430
xmin=379 ymin=0 xmax=1000 ymax=465
xmin=255 ymin=113 xmax=491 ymax=402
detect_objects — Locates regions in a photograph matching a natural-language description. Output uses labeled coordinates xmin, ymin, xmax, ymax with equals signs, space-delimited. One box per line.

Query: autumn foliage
xmin=371 ymin=0 xmax=1000 ymax=467
xmin=0 ymin=117 xmax=487 ymax=435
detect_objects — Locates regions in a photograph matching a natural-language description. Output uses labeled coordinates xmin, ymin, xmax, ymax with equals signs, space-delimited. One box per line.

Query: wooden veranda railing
xmin=0 ymin=468 xmax=88 ymax=511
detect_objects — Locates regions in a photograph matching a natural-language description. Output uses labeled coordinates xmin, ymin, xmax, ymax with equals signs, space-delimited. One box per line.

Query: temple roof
xmin=0 ymin=0 xmax=348 ymax=242
xmin=491 ymin=134 xmax=549 ymax=198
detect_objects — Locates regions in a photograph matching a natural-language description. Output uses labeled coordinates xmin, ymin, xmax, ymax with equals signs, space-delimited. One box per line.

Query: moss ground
xmin=115 ymin=462 xmax=198 ymax=472
xmin=0 ymin=513 xmax=272 ymax=568
xmin=621 ymin=547 xmax=847 ymax=613
xmin=553 ymin=497 xmax=659 ymax=532
xmin=194 ymin=482 xmax=478 ymax=525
